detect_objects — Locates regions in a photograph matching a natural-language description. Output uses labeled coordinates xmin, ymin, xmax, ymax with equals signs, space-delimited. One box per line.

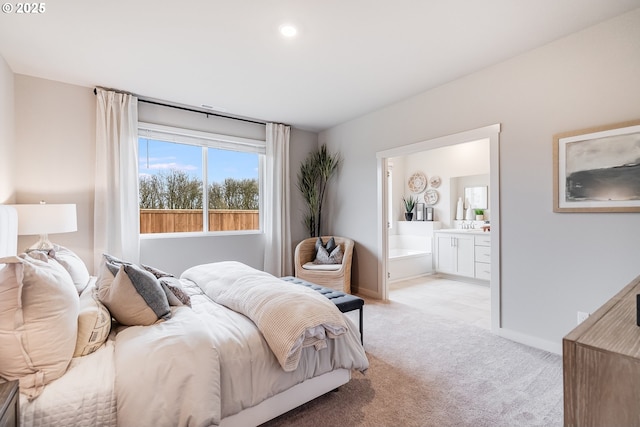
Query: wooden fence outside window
xmin=140 ymin=209 xmax=259 ymax=233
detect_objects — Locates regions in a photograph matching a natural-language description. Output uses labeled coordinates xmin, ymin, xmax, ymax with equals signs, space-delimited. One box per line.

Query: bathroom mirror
xmin=464 ymin=186 xmax=488 ymax=209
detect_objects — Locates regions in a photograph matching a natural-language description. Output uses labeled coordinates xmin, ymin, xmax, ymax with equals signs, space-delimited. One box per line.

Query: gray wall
xmin=319 ymin=9 xmax=640 ymax=350
xmin=11 ymin=74 xmax=318 ymax=275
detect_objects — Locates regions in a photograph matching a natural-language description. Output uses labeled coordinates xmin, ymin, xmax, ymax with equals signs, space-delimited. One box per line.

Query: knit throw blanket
xmin=181 ymin=261 xmax=347 ymax=372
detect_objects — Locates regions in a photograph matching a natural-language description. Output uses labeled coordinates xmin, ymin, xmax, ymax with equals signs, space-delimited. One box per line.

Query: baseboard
xmin=494 ymin=327 xmax=562 ymax=355
xmin=355 ymin=287 xmax=380 ymax=299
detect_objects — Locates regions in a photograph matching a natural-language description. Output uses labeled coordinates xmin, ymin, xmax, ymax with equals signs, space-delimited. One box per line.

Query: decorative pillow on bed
xmin=142 ymin=263 xmax=191 ymax=307
xmin=158 ymin=277 xmax=192 ymax=307
xmin=0 ymin=253 xmax=79 ymax=399
xmin=142 ymin=263 xmax=175 ymax=279
xmin=313 ymin=244 xmax=344 ymax=265
xmin=96 ymin=254 xmax=171 ymax=326
xmin=74 ymin=282 xmax=111 ymax=357
xmin=47 ymin=244 xmax=91 ymax=294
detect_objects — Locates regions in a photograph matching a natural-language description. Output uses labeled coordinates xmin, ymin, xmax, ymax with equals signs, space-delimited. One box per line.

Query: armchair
xmin=294 ymin=236 xmax=354 ymax=294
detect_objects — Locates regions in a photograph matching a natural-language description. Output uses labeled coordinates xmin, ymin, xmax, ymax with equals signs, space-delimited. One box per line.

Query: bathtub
xmin=389 ymin=248 xmax=429 ymax=258
xmin=388 ymin=233 xmax=433 ymax=282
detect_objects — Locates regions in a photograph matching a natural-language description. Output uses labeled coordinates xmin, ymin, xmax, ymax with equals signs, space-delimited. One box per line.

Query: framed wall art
xmin=553 ymin=119 xmax=640 ymax=212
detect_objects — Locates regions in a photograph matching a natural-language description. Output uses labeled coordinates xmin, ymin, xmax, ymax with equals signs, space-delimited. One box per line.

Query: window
xmin=138 ymin=123 xmax=264 ymax=234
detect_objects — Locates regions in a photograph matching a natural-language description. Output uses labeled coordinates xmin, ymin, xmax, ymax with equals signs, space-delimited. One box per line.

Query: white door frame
xmin=376 ymin=123 xmax=502 ymax=332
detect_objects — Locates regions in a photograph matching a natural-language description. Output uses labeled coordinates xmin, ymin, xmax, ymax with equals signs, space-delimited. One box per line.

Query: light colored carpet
xmin=261 ymin=297 xmax=563 ymax=427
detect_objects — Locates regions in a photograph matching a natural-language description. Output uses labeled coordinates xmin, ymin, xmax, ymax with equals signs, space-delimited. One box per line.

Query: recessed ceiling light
xmin=279 ymin=24 xmax=298 ymax=38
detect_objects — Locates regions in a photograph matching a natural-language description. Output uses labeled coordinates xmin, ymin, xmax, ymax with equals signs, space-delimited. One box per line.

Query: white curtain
xmin=263 ymin=123 xmax=292 ymax=276
xmin=94 ymin=88 xmax=139 ymax=271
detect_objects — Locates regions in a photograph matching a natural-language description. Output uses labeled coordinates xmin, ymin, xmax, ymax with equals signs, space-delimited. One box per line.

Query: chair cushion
xmin=302 ymin=262 xmax=342 ymax=271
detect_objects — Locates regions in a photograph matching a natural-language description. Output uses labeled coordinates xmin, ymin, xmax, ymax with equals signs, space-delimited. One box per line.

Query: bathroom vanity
xmin=434 ymin=229 xmax=491 ymax=281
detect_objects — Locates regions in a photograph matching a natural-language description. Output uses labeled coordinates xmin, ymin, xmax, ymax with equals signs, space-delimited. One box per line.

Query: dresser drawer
xmin=475 ymin=262 xmax=491 ymax=280
xmin=474 ymin=234 xmax=491 ymax=246
xmin=474 ymin=245 xmax=491 ymax=263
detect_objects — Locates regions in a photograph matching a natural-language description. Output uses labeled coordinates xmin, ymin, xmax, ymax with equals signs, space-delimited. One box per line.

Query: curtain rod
xmin=93 ymin=87 xmax=268 ymax=127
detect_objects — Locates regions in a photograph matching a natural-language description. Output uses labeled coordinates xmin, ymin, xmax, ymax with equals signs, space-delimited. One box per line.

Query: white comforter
xmin=20 ymin=262 xmax=369 ymax=427
xmin=115 ymin=306 xmax=220 ymax=427
xmin=181 ymin=264 xmax=369 ymax=419
xmin=181 ymin=261 xmax=351 ymax=372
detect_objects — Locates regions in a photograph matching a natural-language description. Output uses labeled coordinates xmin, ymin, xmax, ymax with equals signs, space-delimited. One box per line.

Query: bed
xmin=0 ymin=205 xmax=369 ymax=427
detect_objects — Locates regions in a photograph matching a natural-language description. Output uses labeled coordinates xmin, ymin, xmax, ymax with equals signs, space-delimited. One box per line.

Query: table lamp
xmin=11 ymin=202 xmax=77 ymax=250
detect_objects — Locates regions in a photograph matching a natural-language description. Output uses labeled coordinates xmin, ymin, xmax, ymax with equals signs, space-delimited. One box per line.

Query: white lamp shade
xmin=11 ymin=204 xmax=77 ymax=236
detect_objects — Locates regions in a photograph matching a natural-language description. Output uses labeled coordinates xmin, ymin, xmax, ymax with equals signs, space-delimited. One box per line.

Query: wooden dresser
xmin=0 ymin=381 xmax=18 ymax=427
xmin=563 ymin=274 xmax=640 ymax=427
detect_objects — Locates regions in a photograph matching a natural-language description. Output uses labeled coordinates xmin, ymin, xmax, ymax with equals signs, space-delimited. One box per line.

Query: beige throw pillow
xmin=74 ymin=283 xmax=111 ymax=357
xmin=0 ymin=253 xmax=79 ymax=399
xmin=96 ymin=255 xmax=171 ymax=326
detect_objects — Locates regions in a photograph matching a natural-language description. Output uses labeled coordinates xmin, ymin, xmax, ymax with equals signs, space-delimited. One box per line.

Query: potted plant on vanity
xmin=474 ymin=209 xmax=484 ymax=221
xmin=402 ymin=196 xmax=418 ymax=221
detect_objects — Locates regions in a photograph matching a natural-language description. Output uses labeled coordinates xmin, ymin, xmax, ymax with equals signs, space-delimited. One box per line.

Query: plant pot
xmin=476 ymin=215 xmax=484 ymax=221
xmin=404 ymin=212 xmax=413 ymax=221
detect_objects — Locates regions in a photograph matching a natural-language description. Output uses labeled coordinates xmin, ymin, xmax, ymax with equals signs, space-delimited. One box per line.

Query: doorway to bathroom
xmin=376 ymin=124 xmax=501 ymax=332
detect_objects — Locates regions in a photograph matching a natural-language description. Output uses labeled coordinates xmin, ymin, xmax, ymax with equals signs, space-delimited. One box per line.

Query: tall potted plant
xmin=297 ymin=144 xmax=341 ymax=237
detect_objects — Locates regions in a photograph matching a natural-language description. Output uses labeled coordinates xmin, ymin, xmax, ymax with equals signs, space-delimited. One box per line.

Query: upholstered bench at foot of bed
xmin=280 ymin=276 xmax=364 ymax=345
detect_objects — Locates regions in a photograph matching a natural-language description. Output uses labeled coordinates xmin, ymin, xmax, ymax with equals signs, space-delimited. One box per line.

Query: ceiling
xmin=1 ymin=1 xmax=639 ymax=132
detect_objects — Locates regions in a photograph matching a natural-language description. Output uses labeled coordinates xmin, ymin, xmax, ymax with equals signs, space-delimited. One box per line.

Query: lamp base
xmin=28 ymin=234 xmax=55 ymax=251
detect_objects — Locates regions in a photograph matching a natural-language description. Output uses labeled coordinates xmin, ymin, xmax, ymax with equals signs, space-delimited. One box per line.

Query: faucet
xmin=460 ymin=221 xmax=476 ymax=230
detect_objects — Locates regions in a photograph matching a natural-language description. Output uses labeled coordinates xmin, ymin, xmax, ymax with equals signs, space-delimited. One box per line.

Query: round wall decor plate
xmin=408 ymin=172 xmax=427 ymax=193
xmin=424 ymin=189 xmax=439 ymax=205
xmin=429 ymin=175 xmax=441 ymax=188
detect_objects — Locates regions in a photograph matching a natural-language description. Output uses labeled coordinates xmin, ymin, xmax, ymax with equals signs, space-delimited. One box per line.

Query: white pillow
xmin=49 ymin=244 xmax=91 ymax=294
xmin=0 ymin=253 xmax=79 ymax=399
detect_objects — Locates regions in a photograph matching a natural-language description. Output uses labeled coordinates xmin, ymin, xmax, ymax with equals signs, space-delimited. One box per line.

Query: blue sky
xmin=138 ymin=138 xmax=258 ymax=183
